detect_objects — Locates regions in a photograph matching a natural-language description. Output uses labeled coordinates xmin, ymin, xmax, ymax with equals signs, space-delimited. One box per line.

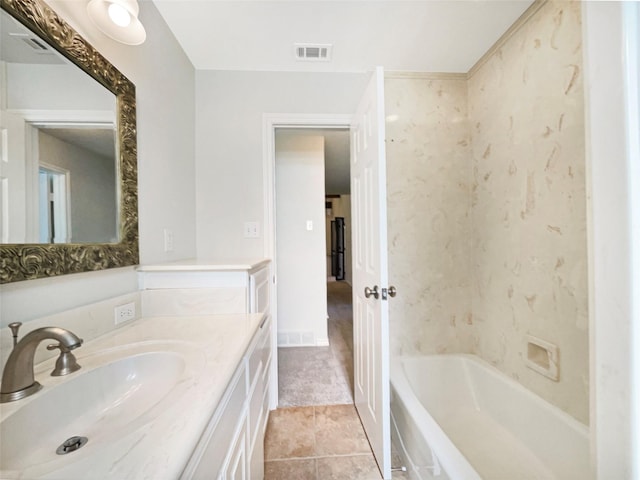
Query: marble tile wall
xmin=467 ymin=0 xmax=588 ymax=424
xmin=386 ymin=1 xmax=588 ymax=424
xmin=385 ymin=74 xmax=473 ymax=357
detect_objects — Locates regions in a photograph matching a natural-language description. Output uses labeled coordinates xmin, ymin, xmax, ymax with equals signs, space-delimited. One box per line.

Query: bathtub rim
xmin=390 ymin=356 xmax=482 ymax=480
xmin=390 ymin=353 xmax=590 ymax=480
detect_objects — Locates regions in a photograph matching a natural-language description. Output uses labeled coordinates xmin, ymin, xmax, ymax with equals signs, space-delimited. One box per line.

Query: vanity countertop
xmin=0 ymin=312 xmax=265 ymax=479
xmin=136 ymin=258 xmax=270 ymax=272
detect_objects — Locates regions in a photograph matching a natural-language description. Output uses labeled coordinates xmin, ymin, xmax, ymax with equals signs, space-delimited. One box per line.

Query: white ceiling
xmin=152 ymin=0 xmax=534 ymax=73
xmin=151 ymin=1 xmax=534 ymax=194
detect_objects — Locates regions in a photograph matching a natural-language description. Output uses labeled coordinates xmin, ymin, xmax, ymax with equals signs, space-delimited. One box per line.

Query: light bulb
xmin=108 ymin=3 xmax=131 ymax=27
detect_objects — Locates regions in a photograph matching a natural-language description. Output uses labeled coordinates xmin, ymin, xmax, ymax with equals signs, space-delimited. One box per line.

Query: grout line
xmin=265 ymin=453 xmax=374 ymax=462
xmin=312 ymin=404 xmax=318 ymax=457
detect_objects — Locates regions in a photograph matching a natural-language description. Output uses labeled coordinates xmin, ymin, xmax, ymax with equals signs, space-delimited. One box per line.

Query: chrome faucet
xmin=0 ymin=327 xmax=83 ymax=403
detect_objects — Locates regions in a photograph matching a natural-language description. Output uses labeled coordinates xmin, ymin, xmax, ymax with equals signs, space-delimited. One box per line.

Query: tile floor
xmin=264 ymin=404 xmax=381 ymax=480
xmin=265 ymin=282 xmax=410 ymax=479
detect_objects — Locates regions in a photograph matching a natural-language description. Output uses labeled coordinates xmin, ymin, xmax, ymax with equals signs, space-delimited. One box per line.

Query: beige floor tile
xmin=391 ymin=470 xmax=412 ymax=479
xmin=314 ymin=404 xmax=372 ymax=456
xmin=264 ymin=406 xmax=316 ymax=460
xmin=316 ymin=454 xmax=382 ymax=480
xmin=265 ymin=458 xmax=317 ymax=480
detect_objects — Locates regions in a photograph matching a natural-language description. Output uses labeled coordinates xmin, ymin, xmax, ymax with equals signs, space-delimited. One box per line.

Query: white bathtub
xmin=390 ymin=354 xmax=590 ymax=480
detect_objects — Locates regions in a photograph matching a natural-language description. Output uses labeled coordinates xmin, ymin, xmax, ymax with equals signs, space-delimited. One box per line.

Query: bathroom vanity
xmin=182 ymin=313 xmax=272 ymax=480
xmin=0 ymin=312 xmax=271 ymax=479
xmin=0 ymin=260 xmax=274 ymax=479
xmin=136 ymin=259 xmax=275 ymax=479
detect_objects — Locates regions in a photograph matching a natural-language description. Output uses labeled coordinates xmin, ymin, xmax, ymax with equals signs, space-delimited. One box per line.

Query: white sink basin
xmin=0 ymin=345 xmax=195 ymax=475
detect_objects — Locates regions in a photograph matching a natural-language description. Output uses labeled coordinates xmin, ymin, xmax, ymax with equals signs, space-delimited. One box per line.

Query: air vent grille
xmin=294 ymin=43 xmax=332 ymax=62
xmin=22 ymin=37 xmax=49 ymax=52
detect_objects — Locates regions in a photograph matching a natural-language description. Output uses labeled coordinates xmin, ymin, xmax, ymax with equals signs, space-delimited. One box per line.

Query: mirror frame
xmin=0 ymin=0 xmax=139 ymax=284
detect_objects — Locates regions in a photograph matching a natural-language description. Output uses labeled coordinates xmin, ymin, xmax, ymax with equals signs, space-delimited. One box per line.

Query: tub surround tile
xmin=387 ymin=0 xmax=588 ymax=424
xmin=467 ymin=0 xmax=588 ymax=424
xmin=385 ymin=76 xmax=472 ymax=358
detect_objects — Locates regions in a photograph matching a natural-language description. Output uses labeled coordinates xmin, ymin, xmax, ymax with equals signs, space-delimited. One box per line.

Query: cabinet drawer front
xmin=222 ymin=418 xmax=248 ymax=480
xmin=261 ymin=361 xmax=271 ymax=435
xmin=185 ymin=367 xmax=247 ymax=479
xmin=247 ymin=315 xmax=271 ymax=387
xmin=250 ymin=267 xmax=270 ymax=314
xmin=248 ymin=366 xmax=264 ymax=446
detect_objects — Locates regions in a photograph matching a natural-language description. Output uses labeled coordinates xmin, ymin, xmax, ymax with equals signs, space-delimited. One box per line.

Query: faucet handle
xmin=8 ymin=322 xmax=22 ymax=347
xmin=47 ymin=342 xmax=67 ymax=352
xmin=47 ymin=343 xmax=82 ymax=376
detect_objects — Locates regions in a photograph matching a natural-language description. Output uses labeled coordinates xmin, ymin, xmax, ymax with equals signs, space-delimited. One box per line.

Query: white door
xmin=351 ymin=67 xmax=391 ymax=480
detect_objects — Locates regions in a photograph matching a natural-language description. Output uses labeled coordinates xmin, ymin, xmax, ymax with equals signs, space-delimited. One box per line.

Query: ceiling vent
xmin=20 ymin=36 xmax=50 ymax=52
xmin=294 ymin=43 xmax=332 ymax=62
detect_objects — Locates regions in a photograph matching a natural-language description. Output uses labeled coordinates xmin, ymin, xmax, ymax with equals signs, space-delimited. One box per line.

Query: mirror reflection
xmin=0 ymin=8 xmax=118 ymax=244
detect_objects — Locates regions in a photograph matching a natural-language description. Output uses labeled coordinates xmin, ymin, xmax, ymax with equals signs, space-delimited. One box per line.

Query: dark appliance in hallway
xmin=331 ymin=217 xmax=345 ymax=281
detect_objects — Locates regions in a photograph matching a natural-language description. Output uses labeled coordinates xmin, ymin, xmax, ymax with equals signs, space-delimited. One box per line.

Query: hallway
xmin=277 ymin=281 xmax=354 ymax=407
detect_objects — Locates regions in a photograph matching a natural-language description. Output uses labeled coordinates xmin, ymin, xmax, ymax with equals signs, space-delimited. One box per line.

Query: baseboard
xmin=277 ymin=330 xmax=316 ymax=347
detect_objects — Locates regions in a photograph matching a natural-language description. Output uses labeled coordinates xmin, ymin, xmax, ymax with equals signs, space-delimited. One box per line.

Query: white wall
xmin=39 ymin=131 xmax=117 ymax=243
xmin=0 ymin=0 xmax=196 ymax=326
xmin=583 ymin=2 xmax=640 ymax=477
xmin=1 ymin=60 xmax=115 ymax=243
xmin=275 ymin=132 xmax=328 ymax=346
xmin=6 ymin=63 xmax=113 ymax=110
xmin=194 ymin=70 xmax=367 ymax=260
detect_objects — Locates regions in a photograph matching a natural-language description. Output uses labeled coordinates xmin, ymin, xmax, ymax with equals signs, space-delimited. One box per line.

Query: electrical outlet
xmin=115 ymin=302 xmax=136 ymax=325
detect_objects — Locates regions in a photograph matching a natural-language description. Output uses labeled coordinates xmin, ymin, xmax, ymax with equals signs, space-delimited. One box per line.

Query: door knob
xmin=364 ymin=285 xmax=379 ymax=299
xmin=388 ymin=286 xmax=397 ymax=298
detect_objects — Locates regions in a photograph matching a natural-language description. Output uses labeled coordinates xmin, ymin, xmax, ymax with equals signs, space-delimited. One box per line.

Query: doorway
xmin=38 ymin=164 xmax=70 ymax=243
xmin=264 ymin=69 xmax=391 ymax=478
xmin=273 ymin=126 xmax=353 ymax=406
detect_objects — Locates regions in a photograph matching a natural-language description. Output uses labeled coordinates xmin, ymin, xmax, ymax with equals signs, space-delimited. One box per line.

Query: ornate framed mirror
xmin=0 ymin=0 xmax=139 ymax=283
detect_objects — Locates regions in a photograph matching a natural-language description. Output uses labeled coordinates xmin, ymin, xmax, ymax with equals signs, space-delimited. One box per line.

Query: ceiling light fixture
xmin=87 ymin=0 xmax=146 ymax=45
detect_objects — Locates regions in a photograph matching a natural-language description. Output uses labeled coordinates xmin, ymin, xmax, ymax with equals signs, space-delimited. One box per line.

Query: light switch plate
xmin=163 ymin=229 xmax=174 ymax=252
xmin=244 ymin=222 xmax=260 ymax=238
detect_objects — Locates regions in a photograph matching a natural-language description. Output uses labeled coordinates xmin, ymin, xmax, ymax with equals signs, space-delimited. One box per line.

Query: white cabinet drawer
xmin=249 ymin=426 xmax=265 ymax=480
xmin=184 ymin=367 xmax=247 ymax=479
xmin=247 ymin=315 xmax=271 ymax=388
xmin=221 ymin=418 xmax=248 ymax=480
xmin=248 ymin=365 xmax=264 ymax=447
xmin=249 ymin=266 xmax=270 ymax=314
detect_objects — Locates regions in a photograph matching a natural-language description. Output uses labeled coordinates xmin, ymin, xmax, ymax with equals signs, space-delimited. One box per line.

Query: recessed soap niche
xmin=525 ymin=335 xmax=559 ymax=381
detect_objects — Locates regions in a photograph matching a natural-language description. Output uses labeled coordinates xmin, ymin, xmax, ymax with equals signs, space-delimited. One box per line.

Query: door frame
xmin=262 ymin=113 xmax=352 ymax=409
xmin=18 ymin=109 xmax=114 ymax=242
